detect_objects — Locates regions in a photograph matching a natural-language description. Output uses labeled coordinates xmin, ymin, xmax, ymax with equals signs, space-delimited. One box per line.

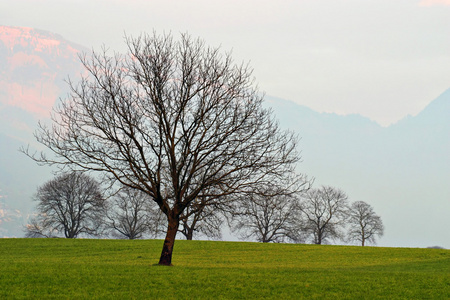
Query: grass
xmin=0 ymin=239 xmax=448 ymax=299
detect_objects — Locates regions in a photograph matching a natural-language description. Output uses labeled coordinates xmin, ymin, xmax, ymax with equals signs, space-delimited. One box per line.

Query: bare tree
xmin=232 ymin=193 xmax=294 ymax=243
xmin=25 ymin=217 xmax=57 ymax=238
xmin=24 ymin=32 xmax=300 ymax=265
xmin=293 ymin=186 xmax=348 ymax=245
xmin=346 ymin=201 xmax=384 ymax=246
xmin=106 ymin=187 xmax=164 ymax=239
xmin=178 ymin=196 xmax=225 ymax=240
xmin=25 ymin=172 xmax=105 ymax=238
xmin=231 ymin=176 xmax=308 ymax=243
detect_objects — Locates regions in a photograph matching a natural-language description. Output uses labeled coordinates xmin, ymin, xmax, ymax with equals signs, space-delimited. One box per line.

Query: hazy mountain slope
xmin=0 ymin=132 xmax=52 ymax=237
xmin=0 ymin=26 xmax=85 ymax=236
xmin=380 ymin=90 xmax=450 ymax=248
xmin=267 ymin=92 xmax=449 ymax=248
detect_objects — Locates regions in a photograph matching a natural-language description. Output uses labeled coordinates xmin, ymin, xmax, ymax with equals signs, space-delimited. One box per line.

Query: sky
xmin=1 ymin=0 xmax=450 ymax=126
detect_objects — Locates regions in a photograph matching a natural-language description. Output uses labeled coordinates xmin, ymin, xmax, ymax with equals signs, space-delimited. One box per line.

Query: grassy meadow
xmin=0 ymin=238 xmax=448 ymax=299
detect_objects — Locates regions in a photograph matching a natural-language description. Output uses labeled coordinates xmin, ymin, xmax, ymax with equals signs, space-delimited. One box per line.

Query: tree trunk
xmin=158 ymin=215 xmax=179 ymax=266
xmin=182 ymin=222 xmax=194 ymax=240
xmin=186 ymin=229 xmax=193 ymax=240
xmin=316 ymin=233 xmax=322 ymax=245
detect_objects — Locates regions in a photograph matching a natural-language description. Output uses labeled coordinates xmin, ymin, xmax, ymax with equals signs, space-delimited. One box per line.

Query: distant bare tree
xmin=232 ymin=193 xmax=294 ymax=243
xmin=294 ymin=186 xmax=348 ymax=245
xmin=231 ymin=177 xmax=309 ymax=243
xmin=24 ymin=32 xmax=300 ymax=265
xmin=106 ymin=187 xmax=165 ymax=239
xmin=346 ymin=201 xmax=384 ymax=246
xmin=25 ymin=172 xmax=105 ymax=238
xmin=25 ymin=217 xmax=56 ymax=238
xmin=178 ymin=196 xmax=225 ymax=240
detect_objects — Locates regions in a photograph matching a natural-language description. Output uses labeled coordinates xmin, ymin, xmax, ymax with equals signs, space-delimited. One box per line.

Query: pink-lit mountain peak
xmin=0 ymin=25 xmax=86 ymax=118
xmin=0 ymin=25 xmax=72 ymax=54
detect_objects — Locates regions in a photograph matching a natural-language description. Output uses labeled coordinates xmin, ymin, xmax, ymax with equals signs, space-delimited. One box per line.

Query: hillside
xmin=0 ymin=239 xmax=448 ymax=299
xmin=0 ymin=25 xmax=449 ymax=248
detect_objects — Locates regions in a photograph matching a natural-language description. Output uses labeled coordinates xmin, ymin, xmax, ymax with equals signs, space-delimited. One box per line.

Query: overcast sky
xmin=2 ymin=0 xmax=450 ymax=126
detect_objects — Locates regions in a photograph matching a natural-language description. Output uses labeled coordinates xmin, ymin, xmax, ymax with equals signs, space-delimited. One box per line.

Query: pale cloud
xmin=419 ymin=0 xmax=450 ymax=6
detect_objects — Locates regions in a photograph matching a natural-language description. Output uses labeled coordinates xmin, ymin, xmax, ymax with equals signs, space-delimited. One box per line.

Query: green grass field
xmin=0 ymin=239 xmax=448 ymax=299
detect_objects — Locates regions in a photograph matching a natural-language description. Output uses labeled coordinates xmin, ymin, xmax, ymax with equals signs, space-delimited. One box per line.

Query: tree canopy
xmin=25 ymin=32 xmax=302 ymax=265
xmin=25 ymin=172 xmax=105 ymax=238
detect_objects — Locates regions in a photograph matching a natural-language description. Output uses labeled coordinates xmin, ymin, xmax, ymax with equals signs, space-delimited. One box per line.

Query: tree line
xmin=26 ymin=171 xmax=384 ymax=248
xmin=22 ymin=32 xmax=382 ymax=265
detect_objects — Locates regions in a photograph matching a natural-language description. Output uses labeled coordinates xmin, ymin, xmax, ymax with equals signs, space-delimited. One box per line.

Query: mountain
xmin=0 ymin=26 xmax=86 ymax=236
xmin=0 ymin=26 xmax=448 ymax=248
xmin=0 ymin=25 xmax=87 ymax=141
xmin=266 ymin=91 xmax=449 ymax=249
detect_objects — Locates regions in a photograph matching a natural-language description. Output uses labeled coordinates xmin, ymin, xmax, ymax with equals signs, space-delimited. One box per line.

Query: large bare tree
xmin=346 ymin=201 xmax=384 ymax=246
xmin=24 ymin=33 xmax=300 ymax=265
xmin=25 ymin=172 xmax=105 ymax=238
xmin=294 ymin=186 xmax=348 ymax=245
